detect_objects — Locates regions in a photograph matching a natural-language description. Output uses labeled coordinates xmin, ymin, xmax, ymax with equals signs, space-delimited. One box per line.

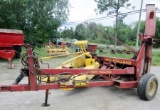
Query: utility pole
xmin=114 ymin=0 xmax=120 ymax=49
xmin=136 ymin=0 xmax=143 ymax=49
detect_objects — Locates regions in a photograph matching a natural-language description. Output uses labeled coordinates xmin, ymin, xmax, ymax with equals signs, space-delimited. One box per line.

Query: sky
xmin=59 ymin=0 xmax=160 ymax=30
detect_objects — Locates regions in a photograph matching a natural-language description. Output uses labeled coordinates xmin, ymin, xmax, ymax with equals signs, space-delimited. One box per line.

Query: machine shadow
xmin=65 ymin=88 xmax=89 ymax=96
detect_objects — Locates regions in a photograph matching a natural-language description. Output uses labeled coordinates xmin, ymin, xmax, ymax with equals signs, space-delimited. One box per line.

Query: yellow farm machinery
xmin=42 ymin=40 xmax=99 ymax=88
xmin=46 ymin=40 xmax=69 ymax=57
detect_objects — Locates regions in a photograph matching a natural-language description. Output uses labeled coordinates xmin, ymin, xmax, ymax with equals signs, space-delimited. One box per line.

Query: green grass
xmin=0 ymin=47 xmax=160 ymax=66
xmin=96 ymin=48 xmax=134 ymax=59
xmin=21 ymin=46 xmax=47 ymax=58
xmin=19 ymin=47 xmax=160 ymax=66
xmin=152 ymin=49 xmax=160 ymax=66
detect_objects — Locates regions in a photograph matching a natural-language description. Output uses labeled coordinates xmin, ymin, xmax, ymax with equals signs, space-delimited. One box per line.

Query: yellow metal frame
xmin=42 ymin=40 xmax=100 ymax=90
xmin=74 ymin=40 xmax=88 ymax=53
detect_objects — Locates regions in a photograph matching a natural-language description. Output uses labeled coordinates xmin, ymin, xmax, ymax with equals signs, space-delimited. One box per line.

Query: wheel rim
xmin=149 ymin=80 xmax=156 ymax=97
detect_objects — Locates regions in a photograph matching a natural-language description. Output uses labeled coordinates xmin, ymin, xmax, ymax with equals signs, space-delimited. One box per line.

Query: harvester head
xmin=46 ymin=42 xmax=69 ymax=56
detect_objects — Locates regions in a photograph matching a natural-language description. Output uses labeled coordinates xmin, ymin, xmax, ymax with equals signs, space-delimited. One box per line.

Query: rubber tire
xmin=137 ymin=74 xmax=158 ymax=101
xmin=15 ymin=46 xmax=21 ymax=59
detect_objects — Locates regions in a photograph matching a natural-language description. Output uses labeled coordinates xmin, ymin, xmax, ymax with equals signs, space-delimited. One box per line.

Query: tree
xmin=155 ymin=17 xmax=160 ymax=48
xmin=128 ymin=17 xmax=160 ymax=47
xmin=0 ymin=0 xmax=70 ymax=47
xmin=117 ymin=23 xmax=132 ymax=43
xmin=62 ymin=27 xmax=74 ymax=39
xmin=95 ymin=0 xmax=133 ymax=47
xmin=75 ymin=23 xmax=86 ymax=40
xmin=128 ymin=20 xmax=146 ymax=46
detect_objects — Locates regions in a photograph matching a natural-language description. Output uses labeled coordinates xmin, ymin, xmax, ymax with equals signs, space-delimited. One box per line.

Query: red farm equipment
xmin=0 ymin=29 xmax=24 ymax=68
xmin=0 ymin=4 xmax=158 ymax=106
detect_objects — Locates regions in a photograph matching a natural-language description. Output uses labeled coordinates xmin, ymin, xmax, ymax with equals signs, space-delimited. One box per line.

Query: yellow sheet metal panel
xmin=75 ymin=57 xmax=85 ymax=68
xmin=83 ymin=62 xmax=100 ymax=69
xmin=62 ymin=52 xmax=88 ymax=66
xmin=41 ymin=75 xmax=72 ymax=82
xmin=74 ymin=82 xmax=88 ymax=87
xmin=40 ymin=76 xmax=58 ymax=82
xmin=85 ymin=58 xmax=95 ymax=66
xmin=74 ymin=40 xmax=88 ymax=46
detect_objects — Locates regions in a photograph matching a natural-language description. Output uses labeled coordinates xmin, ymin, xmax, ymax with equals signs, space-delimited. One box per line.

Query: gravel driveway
xmin=0 ymin=59 xmax=159 ymax=110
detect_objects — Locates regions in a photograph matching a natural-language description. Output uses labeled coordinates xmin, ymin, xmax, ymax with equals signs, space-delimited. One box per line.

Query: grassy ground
xmin=1 ymin=46 xmax=159 ymax=66
xmin=31 ymin=47 xmax=160 ymax=66
xmin=152 ymin=49 xmax=160 ymax=66
xmin=96 ymin=48 xmax=134 ymax=59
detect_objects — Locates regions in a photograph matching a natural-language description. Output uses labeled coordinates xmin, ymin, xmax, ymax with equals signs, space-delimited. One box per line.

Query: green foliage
xmin=95 ymin=0 xmax=131 ymax=15
xmin=75 ymin=24 xmax=87 ymax=40
xmin=61 ymin=16 xmax=160 ymax=48
xmin=0 ymin=0 xmax=69 ymax=47
xmin=62 ymin=27 xmax=74 ymax=39
xmin=116 ymin=23 xmax=132 ymax=43
xmin=130 ymin=18 xmax=160 ymax=48
xmin=154 ymin=17 xmax=160 ymax=48
xmin=94 ymin=0 xmax=133 ymax=27
xmin=94 ymin=0 xmax=134 ymax=47
xmin=152 ymin=49 xmax=160 ymax=66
